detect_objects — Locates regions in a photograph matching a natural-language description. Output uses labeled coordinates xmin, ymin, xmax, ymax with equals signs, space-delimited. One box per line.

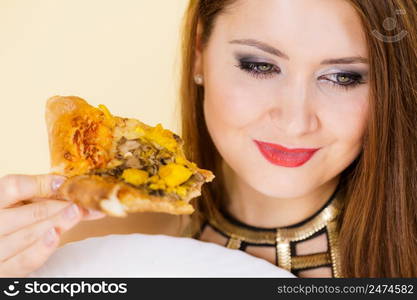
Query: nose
xmin=268 ymin=77 xmax=319 ymax=137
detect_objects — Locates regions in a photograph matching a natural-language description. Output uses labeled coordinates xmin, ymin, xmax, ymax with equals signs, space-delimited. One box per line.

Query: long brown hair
xmin=178 ymin=0 xmax=417 ymax=277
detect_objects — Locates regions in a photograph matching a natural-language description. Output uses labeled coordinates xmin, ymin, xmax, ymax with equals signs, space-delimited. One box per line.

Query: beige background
xmin=0 ymin=0 xmax=189 ymax=176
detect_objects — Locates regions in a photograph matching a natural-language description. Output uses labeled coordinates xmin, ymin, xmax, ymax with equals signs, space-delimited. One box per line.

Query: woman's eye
xmin=257 ymin=64 xmax=273 ymax=72
xmin=319 ymin=72 xmax=365 ymax=90
xmin=337 ymin=74 xmax=352 ymax=84
xmin=235 ymin=61 xmax=280 ymax=79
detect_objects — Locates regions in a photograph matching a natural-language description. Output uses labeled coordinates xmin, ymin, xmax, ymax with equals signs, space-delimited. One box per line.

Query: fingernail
xmin=44 ymin=227 xmax=57 ymax=247
xmin=51 ymin=176 xmax=66 ymax=191
xmin=64 ymin=204 xmax=79 ymax=220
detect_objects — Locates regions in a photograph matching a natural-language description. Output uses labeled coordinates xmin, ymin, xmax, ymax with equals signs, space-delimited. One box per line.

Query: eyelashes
xmin=318 ymin=72 xmax=365 ymax=90
xmin=235 ymin=61 xmax=279 ymax=79
xmin=235 ymin=59 xmax=366 ymax=90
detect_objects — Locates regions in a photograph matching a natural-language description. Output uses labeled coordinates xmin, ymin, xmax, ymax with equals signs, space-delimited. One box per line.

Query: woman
xmin=0 ymin=0 xmax=415 ymax=278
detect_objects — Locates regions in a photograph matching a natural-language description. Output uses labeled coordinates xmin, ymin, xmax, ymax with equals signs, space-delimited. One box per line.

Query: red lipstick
xmin=254 ymin=140 xmax=319 ymax=167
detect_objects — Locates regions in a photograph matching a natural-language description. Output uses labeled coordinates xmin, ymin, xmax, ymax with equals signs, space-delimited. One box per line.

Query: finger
xmin=0 ymin=203 xmax=82 ymax=263
xmin=27 ymin=201 xmax=106 ymax=220
xmin=0 ymin=174 xmax=66 ymax=209
xmin=0 ymin=227 xmax=60 ymax=277
xmin=6 ymin=198 xmax=107 ymax=223
xmin=0 ymin=199 xmax=69 ymax=236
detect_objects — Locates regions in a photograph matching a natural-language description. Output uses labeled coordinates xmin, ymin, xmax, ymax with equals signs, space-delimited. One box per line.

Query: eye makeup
xmin=233 ymin=53 xmax=281 ymax=79
xmin=233 ymin=52 xmax=368 ymax=90
xmin=318 ymin=71 xmax=367 ymax=90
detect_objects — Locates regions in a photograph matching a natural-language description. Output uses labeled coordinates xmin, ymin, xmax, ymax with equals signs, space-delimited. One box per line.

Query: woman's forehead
xmin=212 ymin=0 xmax=368 ymax=61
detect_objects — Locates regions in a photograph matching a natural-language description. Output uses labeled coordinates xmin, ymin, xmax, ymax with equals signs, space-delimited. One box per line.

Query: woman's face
xmin=196 ymin=0 xmax=370 ymax=198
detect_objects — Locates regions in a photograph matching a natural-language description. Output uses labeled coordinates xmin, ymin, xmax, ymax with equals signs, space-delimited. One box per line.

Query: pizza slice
xmin=45 ymin=96 xmax=214 ymax=217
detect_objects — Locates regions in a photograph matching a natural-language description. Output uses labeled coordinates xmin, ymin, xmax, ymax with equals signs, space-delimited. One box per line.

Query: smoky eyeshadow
xmin=333 ymin=69 xmax=369 ymax=81
xmin=233 ymin=52 xmax=276 ymax=64
xmin=233 ymin=51 xmax=369 ymax=80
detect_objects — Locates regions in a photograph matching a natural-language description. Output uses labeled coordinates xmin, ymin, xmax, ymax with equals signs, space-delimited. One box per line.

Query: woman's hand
xmin=0 ymin=174 xmax=105 ymax=277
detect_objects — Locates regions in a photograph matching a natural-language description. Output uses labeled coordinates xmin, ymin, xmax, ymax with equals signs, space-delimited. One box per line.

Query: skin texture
xmin=194 ymin=0 xmax=370 ymax=228
xmin=0 ymin=174 xmax=105 ymax=277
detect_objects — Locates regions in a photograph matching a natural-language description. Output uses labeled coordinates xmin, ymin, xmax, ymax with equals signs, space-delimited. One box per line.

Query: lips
xmin=254 ymin=140 xmax=319 ymax=168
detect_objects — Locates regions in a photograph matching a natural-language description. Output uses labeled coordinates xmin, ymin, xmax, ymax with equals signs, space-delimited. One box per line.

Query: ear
xmin=193 ymin=21 xmax=204 ymax=77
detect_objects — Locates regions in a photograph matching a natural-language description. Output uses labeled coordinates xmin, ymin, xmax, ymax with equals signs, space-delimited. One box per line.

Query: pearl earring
xmin=194 ymin=74 xmax=203 ymax=85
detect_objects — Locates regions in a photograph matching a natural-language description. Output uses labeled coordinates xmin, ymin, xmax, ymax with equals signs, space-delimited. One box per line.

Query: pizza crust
xmin=58 ymin=175 xmax=194 ymax=217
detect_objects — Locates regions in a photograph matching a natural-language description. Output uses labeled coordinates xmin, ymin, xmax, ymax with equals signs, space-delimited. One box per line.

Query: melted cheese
xmin=98 ymin=104 xmax=116 ymax=127
xmin=144 ymin=123 xmax=178 ymax=152
xmin=121 ymin=169 xmax=149 ymax=186
xmin=158 ymin=163 xmax=193 ymax=187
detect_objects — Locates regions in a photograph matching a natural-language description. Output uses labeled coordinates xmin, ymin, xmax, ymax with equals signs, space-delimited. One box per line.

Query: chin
xmin=244 ymin=170 xmax=317 ymax=199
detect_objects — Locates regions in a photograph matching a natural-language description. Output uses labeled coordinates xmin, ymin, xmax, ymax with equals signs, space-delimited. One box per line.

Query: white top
xmin=29 ymin=234 xmax=296 ymax=278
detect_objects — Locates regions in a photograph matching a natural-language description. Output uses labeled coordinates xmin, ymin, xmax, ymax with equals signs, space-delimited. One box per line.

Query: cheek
xmin=203 ymin=75 xmax=265 ymax=130
xmin=203 ymin=76 xmax=264 ymax=176
xmin=318 ymin=90 xmax=369 ymax=177
xmin=325 ymin=92 xmax=369 ymax=147
xmin=203 ymin=85 xmax=246 ymax=159
xmin=202 ymin=44 xmax=275 ymax=130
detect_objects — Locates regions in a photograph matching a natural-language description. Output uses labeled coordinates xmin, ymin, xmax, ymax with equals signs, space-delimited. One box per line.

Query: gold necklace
xmin=194 ymin=187 xmax=344 ymax=277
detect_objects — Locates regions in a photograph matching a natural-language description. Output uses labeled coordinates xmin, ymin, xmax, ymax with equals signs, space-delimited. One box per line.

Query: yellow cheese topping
xmin=121 ymin=168 xmax=149 ymax=186
xmin=148 ymin=175 xmax=188 ymax=197
xmin=158 ymin=163 xmax=193 ymax=187
xmin=121 ymin=168 xmax=190 ymax=198
xmin=98 ymin=104 xmax=112 ymax=118
xmin=144 ymin=123 xmax=177 ymax=152
xmin=167 ymin=186 xmax=187 ymax=197
xmin=98 ymin=104 xmax=116 ymax=127
xmin=175 ymin=155 xmax=197 ymax=169
xmin=134 ymin=126 xmax=146 ymax=136
xmin=148 ymin=175 xmax=166 ymax=190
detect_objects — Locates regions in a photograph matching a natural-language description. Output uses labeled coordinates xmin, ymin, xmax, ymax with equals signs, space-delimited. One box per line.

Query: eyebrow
xmin=229 ymin=38 xmax=369 ymax=64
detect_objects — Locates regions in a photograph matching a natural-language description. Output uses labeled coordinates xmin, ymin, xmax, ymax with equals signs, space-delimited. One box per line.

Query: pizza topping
xmin=143 ymin=124 xmax=179 ymax=152
xmin=175 ymin=155 xmax=197 ymax=169
xmin=88 ymin=112 xmax=206 ymax=201
xmin=135 ymin=126 xmax=146 ymax=136
xmin=98 ymin=104 xmax=116 ymax=127
xmin=94 ymin=136 xmax=197 ymax=200
xmin=121 ymin=168 xmax=149 ymax=186
xmin=64 ymin=152 xmax=73 ymax=161
xmin=98 ymin=104 xmax=112 ymax=119
xmin=158 ymin=163 xmax=193 ymax=187
xmin=118 ymin=139 xmax=141 ymax=156
xmin=167 ymin=186 xmax=187 ymax=197
xmin=125 ymin=155 xmax=142 ymax=169
xmin=65 ymin=114 xmax=113 ymax=175
xmin=103 ymin=165 xmax=124 ymax=177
